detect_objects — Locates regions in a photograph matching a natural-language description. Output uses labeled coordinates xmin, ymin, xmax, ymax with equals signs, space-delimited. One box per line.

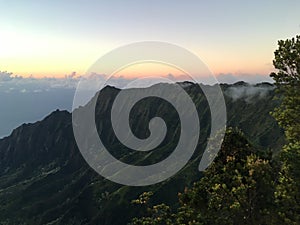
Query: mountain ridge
xmin=0 ymin=82 xmax=283 ymax=224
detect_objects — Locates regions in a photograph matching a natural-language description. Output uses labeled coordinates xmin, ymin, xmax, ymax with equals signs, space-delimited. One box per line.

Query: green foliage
xmin=270 ymin=35 xmax=300 ymax=224
xmin=130 ymin=192 xmax=175 ymax=225
xmin=273 ymin=142 xmax=300 ymax=224
xmin=130 ymin=129 xmax=277 ymax=225
xmin=270 ymin=35 xmax=300 ymax=142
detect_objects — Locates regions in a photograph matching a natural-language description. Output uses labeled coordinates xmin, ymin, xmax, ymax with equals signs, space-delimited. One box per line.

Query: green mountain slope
xmin=0 ymin=82 xmax=284 ymax=225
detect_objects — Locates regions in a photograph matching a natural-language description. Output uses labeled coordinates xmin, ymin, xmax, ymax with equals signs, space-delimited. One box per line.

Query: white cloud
xmin=224 ymin=83 xmax=275 ymax=103
xmin=0 ymin=71 xmax=80 ymax=93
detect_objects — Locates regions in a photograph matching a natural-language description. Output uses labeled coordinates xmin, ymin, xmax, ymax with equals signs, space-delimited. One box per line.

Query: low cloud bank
xmin=0 ymin=71 xmax=79 ymax=93
xmin=0 ymin=71 xmax=275 ymax=93
xmin=224 ymin=82 xmax=275 ymax=102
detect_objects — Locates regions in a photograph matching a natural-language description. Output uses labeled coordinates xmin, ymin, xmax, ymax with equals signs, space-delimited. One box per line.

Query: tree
xmin=130 ymin=129 xmax=276 ymax=225
xmin=270 ymin=35 xmax=300 ymax=224
xmin=270 ymin=35 xmax=300 ymax=142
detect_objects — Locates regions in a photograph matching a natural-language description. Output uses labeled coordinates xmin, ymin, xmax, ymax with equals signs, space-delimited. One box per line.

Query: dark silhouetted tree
xmin=271 ymin=35 xmax=300 ymax=224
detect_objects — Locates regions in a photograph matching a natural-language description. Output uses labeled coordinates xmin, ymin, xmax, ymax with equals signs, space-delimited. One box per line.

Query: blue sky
xmin=1 ymin=0 xmax=300 ymax=77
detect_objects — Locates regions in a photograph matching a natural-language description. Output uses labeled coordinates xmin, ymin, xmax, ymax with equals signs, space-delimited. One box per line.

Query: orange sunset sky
xmin=1 ymin=1 xmax=300 ymax=80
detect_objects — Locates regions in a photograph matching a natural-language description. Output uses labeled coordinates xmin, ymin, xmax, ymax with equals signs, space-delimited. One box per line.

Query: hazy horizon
xmin=0 ymin=69 xmax=274 ymax=138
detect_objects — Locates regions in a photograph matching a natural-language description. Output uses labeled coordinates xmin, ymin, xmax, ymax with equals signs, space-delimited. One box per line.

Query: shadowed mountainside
xmin=0 ymin=82 xmax=284 ymax=225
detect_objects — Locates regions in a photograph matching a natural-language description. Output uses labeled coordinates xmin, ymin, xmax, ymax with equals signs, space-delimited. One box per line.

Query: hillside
xmin=0 ymin=82 xmax=284 ymax=225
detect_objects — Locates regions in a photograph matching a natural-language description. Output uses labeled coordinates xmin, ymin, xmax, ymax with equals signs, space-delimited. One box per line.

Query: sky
xmin=1 ymin=0 xmax=300 ymax=80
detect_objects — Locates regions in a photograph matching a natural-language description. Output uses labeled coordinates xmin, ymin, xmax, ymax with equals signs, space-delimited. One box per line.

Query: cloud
xmin=0 ymin=71 xmax=80 ymax=93
xmin=0 ymin=71 xmax=275 ymax=94
xmin=224 ymin=83 xmax=275 ymax=103
xmin=0 ymin=71 xmax=15 ymax=82
xmin=0 ymin=71 xmax=160 ymax=93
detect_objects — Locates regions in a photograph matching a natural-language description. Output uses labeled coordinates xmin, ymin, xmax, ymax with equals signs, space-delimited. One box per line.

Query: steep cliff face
xmin=0 ymin=83 xmax=284 ymax=225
